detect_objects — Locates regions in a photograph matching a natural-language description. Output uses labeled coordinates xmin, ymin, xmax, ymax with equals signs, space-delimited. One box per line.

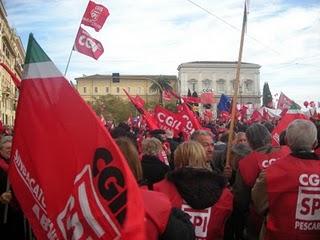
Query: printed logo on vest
xmin=181 ymin=203 xmax=211 ymax=239
xmin=295 ymin=174 xmax=320 ymax=231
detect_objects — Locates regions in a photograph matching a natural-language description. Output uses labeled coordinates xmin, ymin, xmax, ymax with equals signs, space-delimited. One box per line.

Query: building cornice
xmin=177 ymin=61 xmax=261 ymax=71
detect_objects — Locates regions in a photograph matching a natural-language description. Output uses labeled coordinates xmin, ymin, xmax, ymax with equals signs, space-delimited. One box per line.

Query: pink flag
xmin=74 ymin=27 xmax=104 ymax=60
xmin=81 ymin=0 xmax=110 ymax=32
xmin=200 ymin=92 xmax=215 ymax=104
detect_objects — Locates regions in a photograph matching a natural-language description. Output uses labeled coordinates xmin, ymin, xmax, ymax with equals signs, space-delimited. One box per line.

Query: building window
xmin=106 ymin=87 xmax=109 ymax=93
xmin=116 ymin=87 xmax=120 ymax=93
xmin=245 ymin=79 xmax=253 ymax=92
xmin=137 ymin=87 xmax=141 ymax=94
xmin=83 ymin=87 xmax=87 ymax=93
xmin=216 ymin=79 xmax=225 ymax=93
xmin=94 ymin=87 xmax=98 ymax=93
xmin=127 ymin=87 xmax=130 ymax=93
xmin=188 ymin=79 xmax=198 ymax=92
xmin=202 ymin=79 xmax=212 ymax=91
xmin=2 ymin=42 xmax=10 ymax=59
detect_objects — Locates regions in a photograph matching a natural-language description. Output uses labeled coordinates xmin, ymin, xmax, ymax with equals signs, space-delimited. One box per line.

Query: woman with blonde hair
xmin=115 ymin=137 xmax=195 ymax=240
xmin=174 ymin=141 xmax=210 ymax=170
xmin=154 ymin=140 xmax=233 ymax=240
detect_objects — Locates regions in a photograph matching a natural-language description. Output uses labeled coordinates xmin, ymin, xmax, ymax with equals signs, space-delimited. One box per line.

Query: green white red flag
xmin=9 ymin=34 xmax=145 ymax=240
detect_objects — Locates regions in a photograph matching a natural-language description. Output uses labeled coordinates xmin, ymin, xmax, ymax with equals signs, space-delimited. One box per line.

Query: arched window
xmin=187 ymin=79 xmax=198 ymax=92
xmin=216 ymin=79 xmax=225 ymax=93
xmin=202 ymin=79 xmax=212 ymax=91
xmin=244 ymin=79 xmax=253 ymax=92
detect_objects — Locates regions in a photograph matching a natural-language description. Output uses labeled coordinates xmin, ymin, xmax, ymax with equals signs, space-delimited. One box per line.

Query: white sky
xmin=4 ymin=0 xmax=320 ymax=106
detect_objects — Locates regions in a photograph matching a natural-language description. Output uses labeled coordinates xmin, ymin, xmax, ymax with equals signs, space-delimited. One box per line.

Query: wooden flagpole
xmin=226 ymin=1 xmax=248 ymax=167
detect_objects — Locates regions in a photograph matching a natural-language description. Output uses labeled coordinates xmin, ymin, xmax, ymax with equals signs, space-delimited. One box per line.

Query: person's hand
xmin=0 ymin=191 xmax=12 ymax=204
xmin=223 ymin=165 xmax=232 ymax=179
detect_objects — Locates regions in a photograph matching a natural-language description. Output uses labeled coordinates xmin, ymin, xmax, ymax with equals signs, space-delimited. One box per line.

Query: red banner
xmin=81 ymin=0 xmax=110 ymax=32
xmin=74 ymin=27 xmax=104 ymax=60
xmin=9 ymin=34 xmax=144 ymax=240
xmin=154 ymin=105 xmax=187 ymax=137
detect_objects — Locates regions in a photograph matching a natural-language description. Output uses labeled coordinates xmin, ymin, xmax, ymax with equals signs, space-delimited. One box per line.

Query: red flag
xmin=277 ymin=92 xmax=301 ymax=110
xmin=74 ymin=27 xmax=104 ymax=60
xmin=81 ymin=0 xmax=110 ymax=32
xmin=200 ymin=92 xmax=215 ymax=104
xmin=154 ymin=105 xmax=187 ymax=137
xmin=133 ymin=95 xmax=145 ymax=109
xmin=123 ymin=89 xmax=158 ymax=130
xmin=181 ymin=102 xmax=201 ymax=130
xmin=249 ymin=110 xmax=263 ymax=123
xmin=271 ymin=113 xmax=307 ymax=146
xmin=182 ymin=96 xmax=201 ymax=104
xmin=162 ymin=90 xmax=172 ymax=101
xmin=10 ymin=34 xmax=145 ymax=240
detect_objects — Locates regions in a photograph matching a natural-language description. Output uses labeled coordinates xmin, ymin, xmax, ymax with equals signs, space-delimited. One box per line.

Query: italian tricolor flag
xmin=9 ymin=34 xmax=145 ymax=240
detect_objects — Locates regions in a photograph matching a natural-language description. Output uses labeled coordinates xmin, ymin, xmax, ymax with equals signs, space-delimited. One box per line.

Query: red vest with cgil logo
xmin=265 ymin=155 xmax=320 ymax=240
xmin=239 ymin=146 xmax=290 ymax=187
xmin=141 ymin=189 xmax=171 ymax=240
xmin=154 ymin=179 xmax=233 ymax=240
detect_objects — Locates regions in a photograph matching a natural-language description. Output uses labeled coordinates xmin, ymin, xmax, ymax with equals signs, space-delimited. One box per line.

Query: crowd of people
xmin=109 ymin=116 xmax=320 ymax=240
xmin=0 ymin=116 xmax=320 ymax=239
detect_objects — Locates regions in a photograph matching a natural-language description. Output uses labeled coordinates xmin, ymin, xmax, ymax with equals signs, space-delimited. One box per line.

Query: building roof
xmin=75 ymin=74 xmax=177 ymax=81
xmin=177 ymin=61 xmax=261 ymax=70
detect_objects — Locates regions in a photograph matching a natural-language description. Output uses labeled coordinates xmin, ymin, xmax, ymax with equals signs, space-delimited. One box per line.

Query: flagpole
xmin=64 ymin=47 xmax=74 ymax=76
xmin=226 ymin=1 xmax=247 ymax=167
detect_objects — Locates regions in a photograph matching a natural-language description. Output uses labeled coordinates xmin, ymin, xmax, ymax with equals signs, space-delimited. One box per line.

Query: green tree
xmin=262 ymin=82 xmax=273 ymax=108
xmin=90 ymin=95 xmax=136 ymax=124
xmin=149 ymin=75 xmax=173 ymax=105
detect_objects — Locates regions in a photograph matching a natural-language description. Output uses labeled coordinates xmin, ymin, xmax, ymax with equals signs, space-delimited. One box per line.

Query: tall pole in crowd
xmin=226 ymin=1 xmax=248 ymax=167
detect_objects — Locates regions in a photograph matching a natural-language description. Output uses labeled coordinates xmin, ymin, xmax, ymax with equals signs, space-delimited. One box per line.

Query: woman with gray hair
xmin=141 ymin=137 xmax=170 ymax=188
xmin=252 ymin=119 xmax=320 ymax=239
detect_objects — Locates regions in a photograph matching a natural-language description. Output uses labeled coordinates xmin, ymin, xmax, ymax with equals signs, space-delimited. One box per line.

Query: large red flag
xmin=74 ymin=27 xmax=104 ymax=60
xmin=81 ymin=0 xmax=110 ymax=32
xmin=154 ymin=105 xmax=187 ymax=137
xmin=9 ymin=34 xmax=145 ymax=240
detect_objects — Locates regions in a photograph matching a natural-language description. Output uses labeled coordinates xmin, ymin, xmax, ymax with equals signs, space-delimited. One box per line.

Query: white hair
xmin=286 ymin=119 xmax=317 ymax=152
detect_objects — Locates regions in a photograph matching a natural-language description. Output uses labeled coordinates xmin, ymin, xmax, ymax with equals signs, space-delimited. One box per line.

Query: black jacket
xmin=166 ymin=167 xmax=226 ymax=209
xmin=141 ymin=155 xmax=170 ymax=185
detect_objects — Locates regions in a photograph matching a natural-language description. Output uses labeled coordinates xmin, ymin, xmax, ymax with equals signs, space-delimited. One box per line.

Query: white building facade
xmin=177 ymin=61 xmax=261 ymax=113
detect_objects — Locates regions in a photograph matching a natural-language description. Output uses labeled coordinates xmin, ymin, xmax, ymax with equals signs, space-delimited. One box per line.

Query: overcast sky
xmin=4 ymin=0 xmax=320 ymax=106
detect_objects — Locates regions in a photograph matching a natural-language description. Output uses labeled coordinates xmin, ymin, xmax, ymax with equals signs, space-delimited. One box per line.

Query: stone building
xmin=178 ymin=61 xmax=261 ymax=112
xmin=75 ymin=74 xmax=177 ymax=104
xmin=0 ymin=1 xmax=25 ymax=126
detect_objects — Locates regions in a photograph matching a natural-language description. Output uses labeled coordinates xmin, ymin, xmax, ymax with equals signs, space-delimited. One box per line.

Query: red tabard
xmin=154 ymin=179 xmax=233 ymax=240
xmin=141 ymin=189 xmax=171 ymax=240
xmin=239 ymin=146 xmax=291 ymax=187
xmin=315 ymin=147 xmax=320 ymax=157
xmin=265 ymin=155 xmax=320 ymax=240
